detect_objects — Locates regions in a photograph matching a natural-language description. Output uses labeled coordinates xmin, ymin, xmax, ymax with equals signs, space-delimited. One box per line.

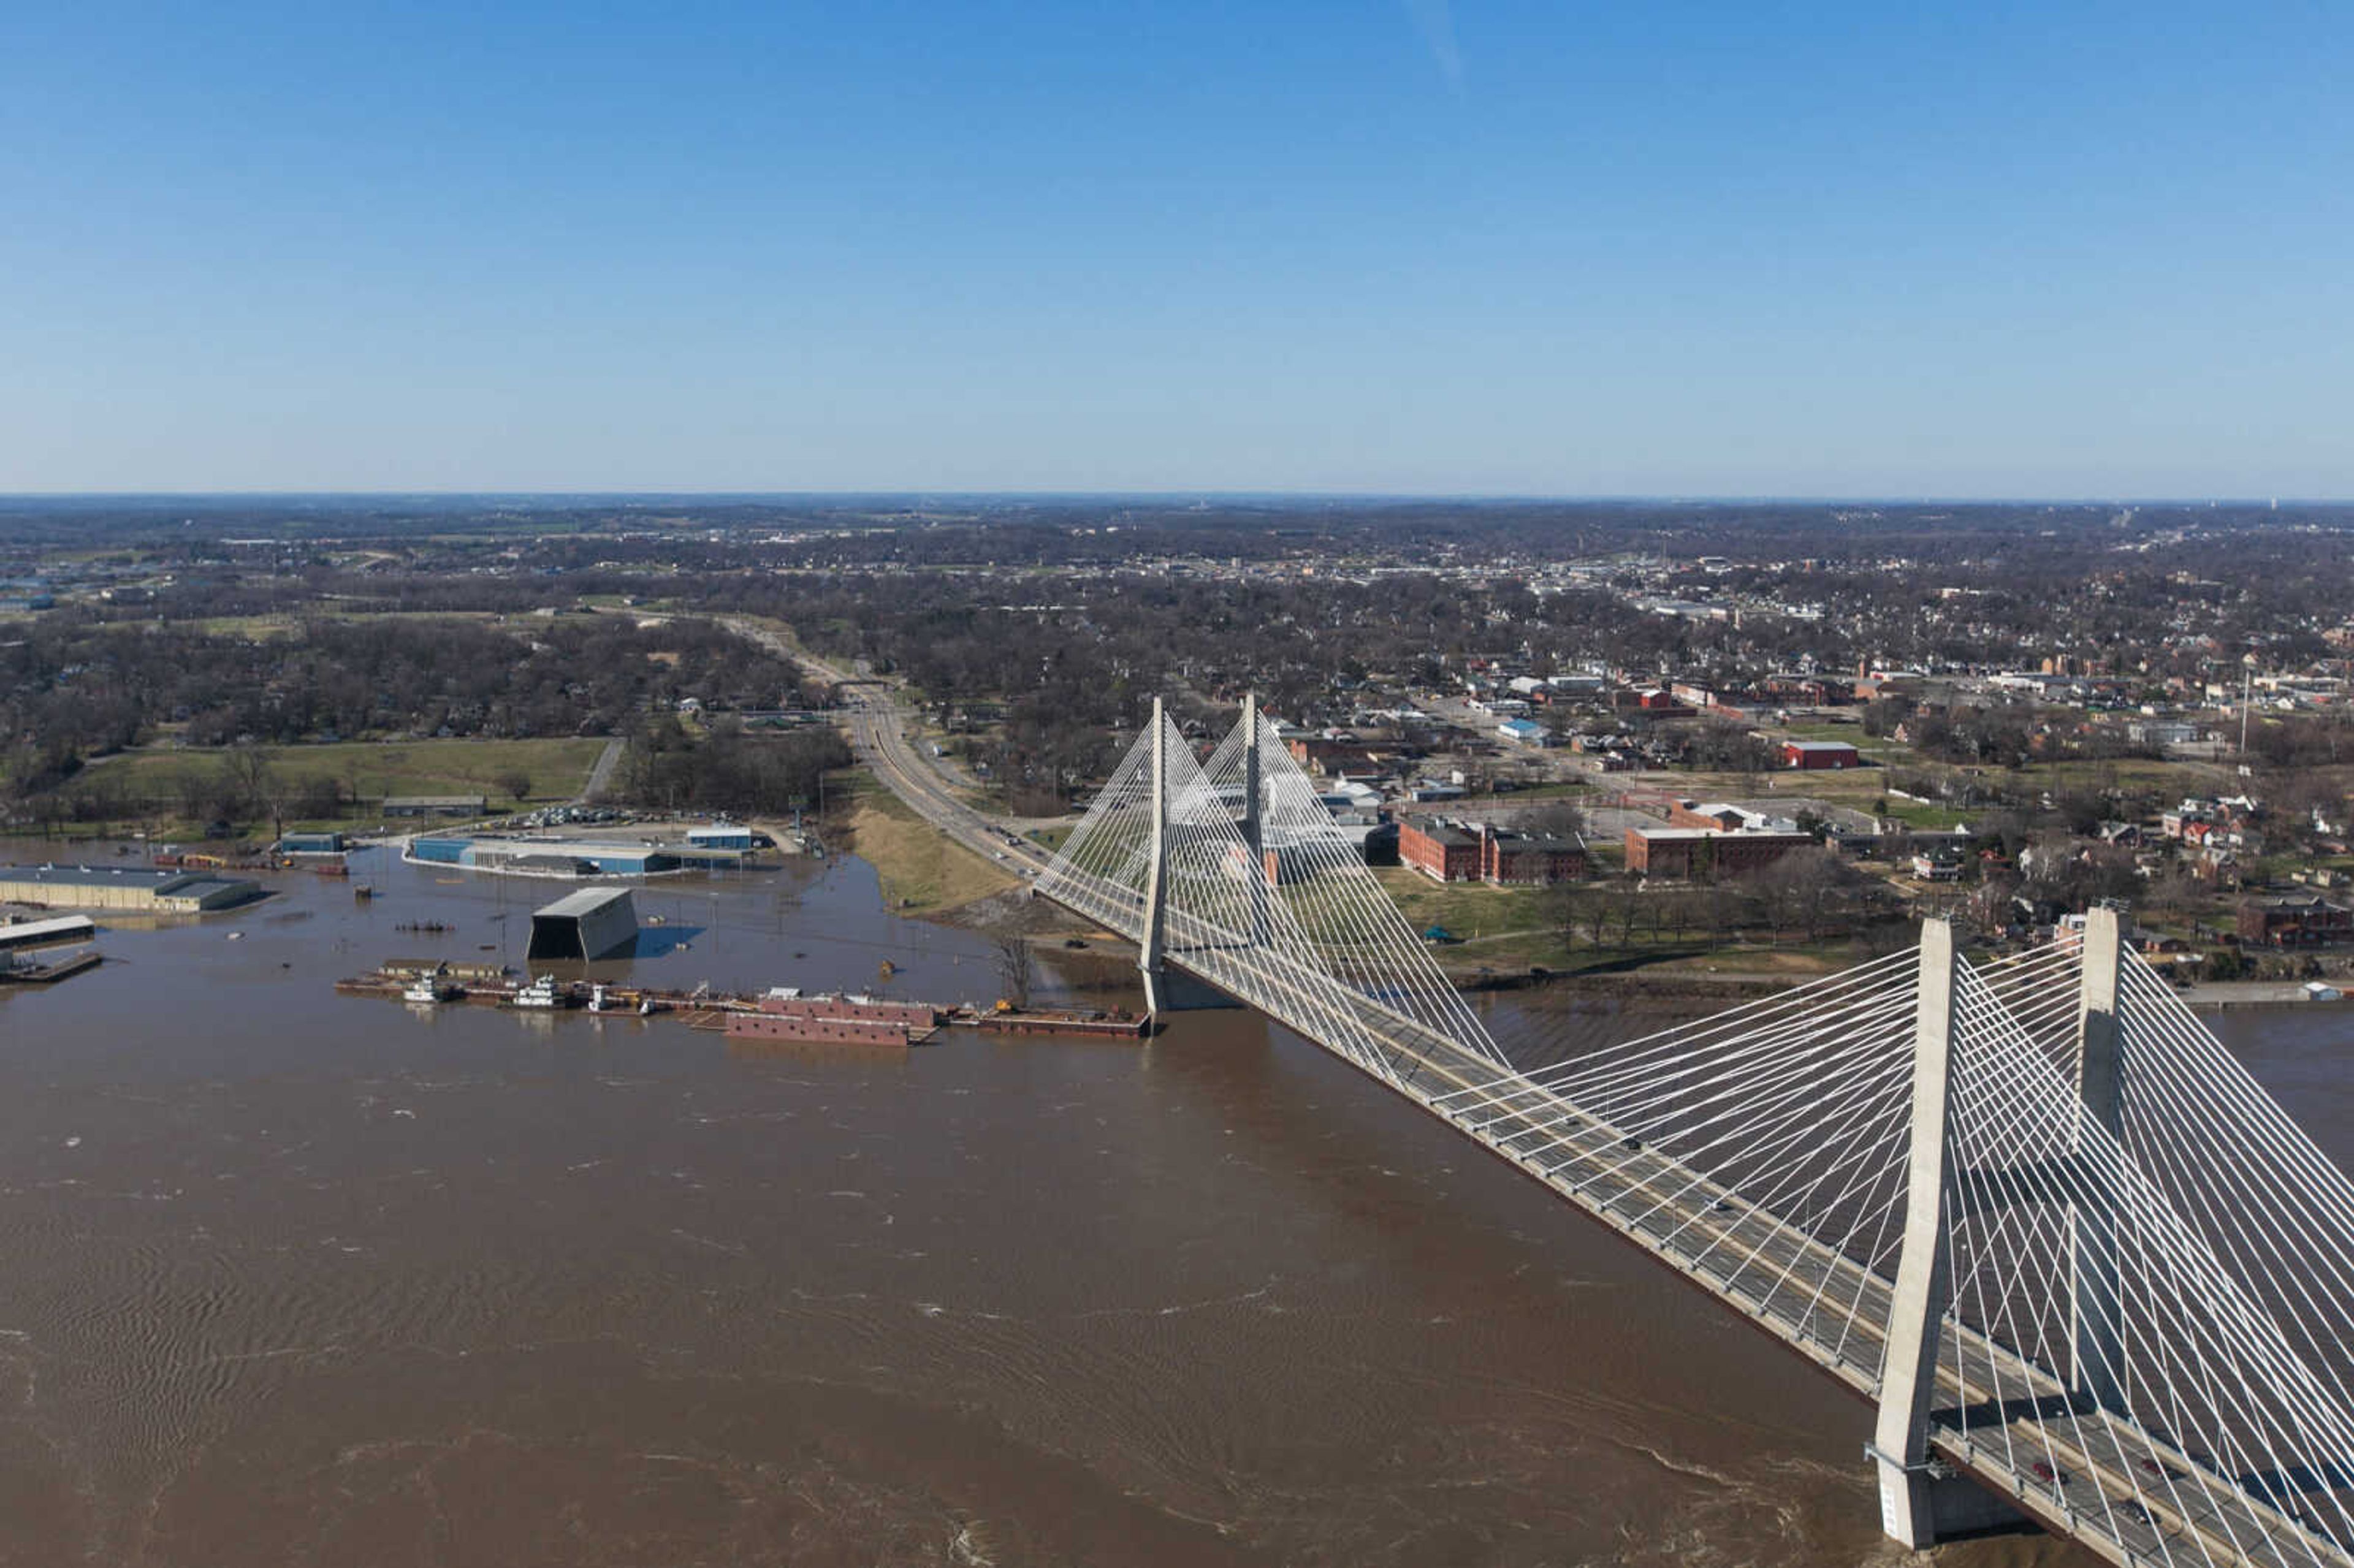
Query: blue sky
xmin=2 ymin=2 xmax=2349 ymax=497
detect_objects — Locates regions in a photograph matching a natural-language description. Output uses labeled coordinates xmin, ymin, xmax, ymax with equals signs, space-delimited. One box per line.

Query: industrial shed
xmin=0 ymin=866 xmax=264 ymax=913
xmin=0 ymin=915 xmax=97 ymax=951
xmin=526 ymin=886 xmax=640 ymax=961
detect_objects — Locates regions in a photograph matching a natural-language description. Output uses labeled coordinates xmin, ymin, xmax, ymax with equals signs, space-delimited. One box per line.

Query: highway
xmin=723 ymin=618 xmax=1059 ymax=881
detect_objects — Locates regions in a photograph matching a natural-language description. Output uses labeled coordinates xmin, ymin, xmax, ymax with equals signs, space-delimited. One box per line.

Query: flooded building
xmin=526 ymin=886 xmax=640 ymax=961
xmin=0 ymin=865 xmax=264 ymax=912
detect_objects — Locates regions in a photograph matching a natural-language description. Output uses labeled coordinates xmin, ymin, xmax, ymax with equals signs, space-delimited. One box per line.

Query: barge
xmin=0 ymin=950 xmax=104 ymax=986
xmin=723 ymin=1012 xmax=925 ymax=1046
xmin=336 ymin=965 xmax=1146 ymax=1043
xmin=725 ymin=988 xmax=943 ymax=1045
xmin=976 ymin=1005 xmax=1153 ymax=1040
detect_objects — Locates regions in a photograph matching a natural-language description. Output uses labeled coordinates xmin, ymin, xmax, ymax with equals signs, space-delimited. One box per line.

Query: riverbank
xmin=842 ymin=786 xmax=1023 ymax=916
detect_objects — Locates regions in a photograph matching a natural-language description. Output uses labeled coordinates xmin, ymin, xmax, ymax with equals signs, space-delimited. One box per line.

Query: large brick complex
xmin=1624 ymin=826 xmax=1813 ymax=879
xmin=1400 ymin=817 xmax=1586 ymax=885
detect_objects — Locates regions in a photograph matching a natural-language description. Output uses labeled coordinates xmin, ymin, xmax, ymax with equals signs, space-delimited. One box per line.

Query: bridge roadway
xmin=761 ymin=649 xmax=2344 ymax=1567
xmin=1044 ymin=868 xmax=2350 ymax=1568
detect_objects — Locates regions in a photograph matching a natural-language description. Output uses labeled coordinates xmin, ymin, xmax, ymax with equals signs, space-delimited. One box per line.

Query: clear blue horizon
xmin=4 ymin=3 xmax=2350 ymax=498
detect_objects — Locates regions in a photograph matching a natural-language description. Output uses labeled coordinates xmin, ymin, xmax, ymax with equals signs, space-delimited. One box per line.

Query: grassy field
xmin=180 ymin=611 xmax=509 ymax=639
xmin=1773 ymin=720 xmax=1904 ymax=758
xmin=1369 ymin=866 xmax=1577 ymax=969
xmin=844 ymin=784 xmax=1021 ymax=914
xmin=1875 ymin=795 xmax=1975 ymax=830
xmin=1364 ymin=866 xmax=1868 ymax=980
xmin=1373 ymin=866 xmax=1556 ymax=940
xmin=1663 ymin=764 xmax=1978 ymax=828
xmin=79 ymin=737 xmax=610 ymax=807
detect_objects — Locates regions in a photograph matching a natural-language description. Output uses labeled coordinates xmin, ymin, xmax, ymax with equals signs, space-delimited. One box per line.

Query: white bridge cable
xmin=1198 ymin=714 xmax=1517 ymax=1072
xmin=1419 ymin=951 xmax=1924 ymax=1180
xmin=2104 ymin=963 xmax=2354 ymax=1558
xmin=1477 ymin=980 xmax=1912 ymax=1184
xmin=2116 ymin=960 xmax=2354 ymax=1389
xmin=1947 ymin=970 xmax=2181 ymax=1553
xmin=1040 ymin=716 xmax=1402 ymax=1080
xmin=1944 ymin=960 xmax=2354 ymax=1564
xmin=1907 ymin=934 xmax=2354 ymax=1564
xmin=1469 ymin=958 xmax=1925 ymax=1365
xmin=1945 ymin=983 xmax=2225 ymax=1559
xmin=1160 ymin=709 xmax=1462 ymax=1085
xmin=1964 ymin=943 xmax=2314 ymax=1562
xmin=1957 ymin=962 xmax=2320 ymax=1563
xmin=1063 ymin=709 xmax=1500 ymax=1085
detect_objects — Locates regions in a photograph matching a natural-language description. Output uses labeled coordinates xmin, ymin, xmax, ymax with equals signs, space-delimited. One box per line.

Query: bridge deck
xmin=1043 ymin=873 xmax=2352 ymax=1568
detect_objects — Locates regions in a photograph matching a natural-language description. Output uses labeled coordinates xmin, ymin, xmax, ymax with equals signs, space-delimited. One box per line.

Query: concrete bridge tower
xmin=1138 ymin=696 xmax=1170 ymax=1019
xmin=1871 ymin=908 xmax=2127 ymax=1547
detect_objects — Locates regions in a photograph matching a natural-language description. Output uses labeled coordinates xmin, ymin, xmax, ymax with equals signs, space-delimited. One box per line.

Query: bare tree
xmin=1518 ymin=796 xmax=1588 ymax=842
xmin=224 ymin=743 xmax=275 ymax=821
xmin=1750 ymin=847 xmax=1861 ymax=941
xmin=1610 ymin=882 xmax=1648 ymax=950
xmin=994 ymin=937 xmax=1035 ymax=1008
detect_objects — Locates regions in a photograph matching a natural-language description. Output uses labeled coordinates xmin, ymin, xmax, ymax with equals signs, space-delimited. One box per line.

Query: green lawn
xmin=180 ymin=611 xmax=506 ymax=639
xmin=1365 ymin=861 xmax=1563 ymax=932
xmin=1876 ymin=796 xmax=1974 ymax=830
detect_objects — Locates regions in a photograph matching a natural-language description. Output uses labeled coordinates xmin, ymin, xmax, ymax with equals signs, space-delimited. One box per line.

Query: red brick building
xmin=1400 ymin=817 xmax=1586 ymax=886
xmin=1286 ymin=737 xmax=1381 ymax=777
xmin=1400 ymin=818 xmax=1482 ymax=881
xmin=1484 ymin=829 xmax=1586 ymax=885
xmin=2238 ymin=895 xmax=2354 ymax=947
xmin=1625 ymin=826 xmax=1813 ymax=879
xmin=1780 ymin=739 xmax=1861 ymax=769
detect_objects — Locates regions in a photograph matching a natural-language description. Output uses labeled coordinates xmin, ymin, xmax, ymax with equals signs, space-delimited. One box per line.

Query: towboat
xmin=511 ymin=974 xmax=564 ymax=1009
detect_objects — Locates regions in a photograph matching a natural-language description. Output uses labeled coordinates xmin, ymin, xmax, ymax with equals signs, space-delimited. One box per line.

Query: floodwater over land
xmin=1 ymin=843 xmax=2347 ymax=1566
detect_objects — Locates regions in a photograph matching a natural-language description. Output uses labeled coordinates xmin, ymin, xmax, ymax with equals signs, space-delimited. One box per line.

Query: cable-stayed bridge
xmin=1034 ymin=697 xmax=2354 ymax=1567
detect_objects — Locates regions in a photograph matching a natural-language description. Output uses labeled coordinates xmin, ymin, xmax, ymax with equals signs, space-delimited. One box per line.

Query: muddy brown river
xmin=1 ymin=842 xmax=2345 ymax=1566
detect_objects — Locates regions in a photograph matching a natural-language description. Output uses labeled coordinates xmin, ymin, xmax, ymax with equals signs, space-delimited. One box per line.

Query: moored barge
xmin=975 ymin=1005 xmax=1152 ymax=1040
xmin=725 ymin=989 xmax=942 ymax=1045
